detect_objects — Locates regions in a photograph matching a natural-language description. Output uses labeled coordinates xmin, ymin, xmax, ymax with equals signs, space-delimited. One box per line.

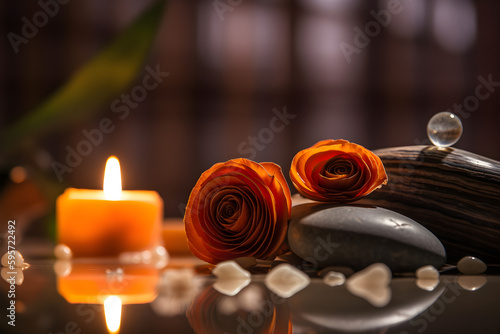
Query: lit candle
xmin=56 ymin=156 xmax=163 ymax=257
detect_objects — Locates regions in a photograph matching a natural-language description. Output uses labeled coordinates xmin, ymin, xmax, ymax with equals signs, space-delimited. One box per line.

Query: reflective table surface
xmin=1 ymin=255 xmax=499 ymax=334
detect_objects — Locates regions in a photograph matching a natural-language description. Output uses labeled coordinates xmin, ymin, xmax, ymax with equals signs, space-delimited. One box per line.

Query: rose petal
xmin=290 ymin=139 xmax=387 ymax=202
xmin=184 ymin=159 xmax=291 ymax=264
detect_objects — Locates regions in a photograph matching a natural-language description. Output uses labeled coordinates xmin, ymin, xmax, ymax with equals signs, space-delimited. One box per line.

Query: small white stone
xmin=54 ymin=244 xmax=73 ymax=260
xmin=323 ymin=271 xmax=346 ymax=287
xmin=53 ymin=260 xmax=72 ymax=277
xmin=154 ymin=245 xmax=168 ymax=258
xmin=416 ymin=265 xmax=440 ymax=279
xmin=265 ymin=263 xmax=310 ymax=298
xmin=457 ymin=256 xmax=487 ymax=275
xmin=212 ymin=261 xmax=252 ymax=296
xmin=457 ymin=275 xmax=487 ymax=291
xmin=152 ymin=246 xmax=169 ymax=269
xmin=416 ymin=278 xmax=439 ymax=291
xmin=1 ymin=268 xmax=24 ymax=285
xmin=212 ymin=261 xmax=251 ymax=280
xmin=213 ymin=278 xmax=251 ymax=296
xmin=1 ymin=251 xmax=24 ymax=268
xmin=345 ymin=263 xmax=392 ymax=307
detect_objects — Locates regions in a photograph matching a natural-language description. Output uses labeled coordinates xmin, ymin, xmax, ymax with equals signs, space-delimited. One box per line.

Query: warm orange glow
xmin=104 ymin=295 xmax=122 ymax=333
xmin=104 ymin=156 xmax=122 ymax=200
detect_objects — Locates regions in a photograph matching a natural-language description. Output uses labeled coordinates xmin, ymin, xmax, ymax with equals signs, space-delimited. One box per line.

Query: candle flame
xmin=103 ymin=156 xmax=122 ymax=200
xmin=104 ymin=295 xmax=122 ymax=333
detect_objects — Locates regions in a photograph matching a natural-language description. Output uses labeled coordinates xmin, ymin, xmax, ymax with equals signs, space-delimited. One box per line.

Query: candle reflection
xmin=55 ymin=262 xmax=160 ymax=334
xmin=104 ymin=295 xmax=122 ymax=333
xmin=55 ymin=262 xmax=159 ymax=304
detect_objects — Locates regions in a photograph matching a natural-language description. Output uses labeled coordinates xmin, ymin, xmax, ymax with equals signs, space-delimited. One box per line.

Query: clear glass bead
xmin=427 ymin=112 xmax=463 ymax=147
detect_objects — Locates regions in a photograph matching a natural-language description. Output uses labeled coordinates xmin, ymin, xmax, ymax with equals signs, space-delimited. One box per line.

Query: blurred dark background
xmin=1 ymin=0 xmax=500 ymax=219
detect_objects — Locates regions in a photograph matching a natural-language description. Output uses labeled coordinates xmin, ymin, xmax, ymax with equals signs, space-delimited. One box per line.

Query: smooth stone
xmin=345 ymin=263 xmax=392 ymax=307
xmin=152 ymin=246 xmax=169 ymax=269
xmin=212 ymin=261 xmax=251 ymax=280
xmin=288 ymin=203 xmax=446 ymax=272
xmin=1 ymin=250 xmax=24 ymax=268
xmin=265 ymin=263 xmax=310 ymax=298
xmin=54 ymin=244 xmax=73 ymax=260
xmin=416 ymin=265 xmax=440 ymax=279
xmin=416 ymin=278 xmax=439 ymax=291
xmin=212 ymin=261 xmax=252 ymax=296
xmin=457 ymin=256 xmax=487 ymax=275
xmin=318 ymin=266 xmax=354 ymax=278
xmin=213 ymin=278 xmax=250 ymax=296
xmin=53 ymin=260 xmax=72 ymax=277
xmin=457 ymin=275 xmax=487 ymax=291
xmin=323 ymin=271 xmax=346 ymax=287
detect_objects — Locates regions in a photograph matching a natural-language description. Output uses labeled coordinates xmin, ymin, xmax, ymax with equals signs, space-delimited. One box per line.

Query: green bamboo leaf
xmin=0 ymin=0 xmax=167 ymax=155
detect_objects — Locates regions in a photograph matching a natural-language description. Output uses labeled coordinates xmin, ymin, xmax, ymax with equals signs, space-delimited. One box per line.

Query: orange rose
xmin=290 ymin=139 xmax=387 ymax=202
xmin=184 ymin=158 xmax=291 ymax=264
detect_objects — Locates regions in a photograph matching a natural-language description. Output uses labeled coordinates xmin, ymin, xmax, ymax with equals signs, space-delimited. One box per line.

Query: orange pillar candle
xmin=56 ymin=156 xmax=163 ymax=257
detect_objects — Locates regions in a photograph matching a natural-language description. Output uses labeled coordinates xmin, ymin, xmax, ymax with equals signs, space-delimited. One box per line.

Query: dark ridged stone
xmin=358 ymin=145 xmax=500 ymax=263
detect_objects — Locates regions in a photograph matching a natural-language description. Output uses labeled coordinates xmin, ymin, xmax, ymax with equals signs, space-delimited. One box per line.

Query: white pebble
xmin=212 ymin=261 xmax=251 ymax=280
xmin=457 ymin=275 xmax=487 ymax=291
xmin=265 ymin=264 xmax=310 ymax=298
xmin=323 ymin=271 xmax=346 ymax=287
xmin=54 ymin=244 xmax=73 ymax=260
xmin=416 ymin=278 xmax=439 ymax=291
xmin=53 ymin=260 xmax=72 ymax=277
xmin=213 ymin=277 xmax=251 ymax=296
xmin=1 ymin=251 xmax=24 ymax=268
xmin=212 ymin=261 xmax=252 ymax=296
xmin=457 ymin=256 xmax=487 ymax=275
xmin=416 ymin=265 xmax=439 ymax=279
xmin=152 ymin=246 xmax=169 ymax=269
xmin=345 ymin=263 xmax=392 ymax=307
